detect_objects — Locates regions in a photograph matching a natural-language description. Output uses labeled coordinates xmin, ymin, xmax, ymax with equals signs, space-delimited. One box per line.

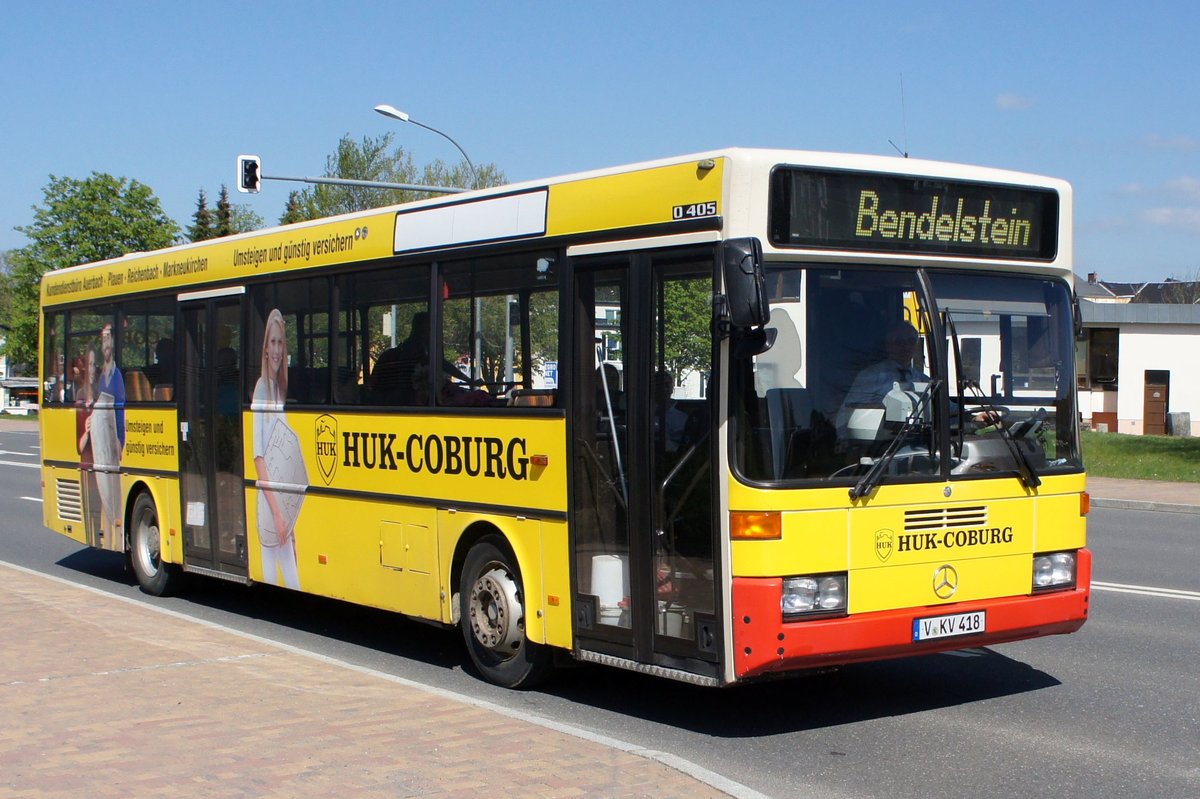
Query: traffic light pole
xmin=236 ymin=154 xmax=467 ymax=195
xmin=262 ymin=173 xmax=467 ymax=194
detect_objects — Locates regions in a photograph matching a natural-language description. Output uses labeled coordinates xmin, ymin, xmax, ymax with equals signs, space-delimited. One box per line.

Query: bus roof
xmin=41 ymin=148 xmax=1072 ymax=306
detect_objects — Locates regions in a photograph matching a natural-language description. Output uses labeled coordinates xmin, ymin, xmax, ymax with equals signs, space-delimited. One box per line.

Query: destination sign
xmin=769 ymin=167 xmax=1059 ymax=260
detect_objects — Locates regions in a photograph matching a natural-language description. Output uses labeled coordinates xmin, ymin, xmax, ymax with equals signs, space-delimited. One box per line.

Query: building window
xmin=1087 ymin=328 xmax=1119 ymax=389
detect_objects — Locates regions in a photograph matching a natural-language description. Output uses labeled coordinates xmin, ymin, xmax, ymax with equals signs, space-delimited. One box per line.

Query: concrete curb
xmin=1090 ymin=498 xmax=1200 ymax=515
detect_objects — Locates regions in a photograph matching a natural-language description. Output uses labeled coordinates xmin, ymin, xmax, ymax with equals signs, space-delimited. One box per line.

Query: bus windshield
xmin=730 ymin=266 xmax=1082 ymax=485
xmin=931 ymin=271 xmax=1081 ymax=478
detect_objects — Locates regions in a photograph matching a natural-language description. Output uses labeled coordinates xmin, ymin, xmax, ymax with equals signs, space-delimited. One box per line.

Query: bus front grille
xmin=905 ymin=505 xmax=987 ymax=531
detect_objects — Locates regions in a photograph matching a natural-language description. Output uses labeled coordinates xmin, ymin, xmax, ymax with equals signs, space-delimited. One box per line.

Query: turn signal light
xmin=731 ymin=511 xmax=781 ymax=540
xmin=1080 ymin=491 xmax=1090 ymax=516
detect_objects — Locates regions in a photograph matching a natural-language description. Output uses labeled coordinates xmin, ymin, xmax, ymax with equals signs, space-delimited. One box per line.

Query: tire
xmin=459 ymin=537 xmax=553 ymax=689
xmin=129 ymin=492 xmax=177 ymax=596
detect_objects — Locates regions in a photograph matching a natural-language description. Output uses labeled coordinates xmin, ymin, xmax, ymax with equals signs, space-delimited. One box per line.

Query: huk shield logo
xmin=315 ymin=414 xmax=338 ymax=485
xmin=874 ymin=529 xmax=895 ymax=562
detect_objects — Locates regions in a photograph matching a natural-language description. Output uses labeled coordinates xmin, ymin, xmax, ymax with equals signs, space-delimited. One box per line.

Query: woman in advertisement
xmin=252 ymin=308 xmax=303 ymax=589
xmin=73 ymin=348 xmax=102 ymax=546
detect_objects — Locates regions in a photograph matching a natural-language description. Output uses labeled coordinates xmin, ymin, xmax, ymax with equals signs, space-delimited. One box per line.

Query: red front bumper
xmin=731 ymin=549 xmax=1091 ymax=680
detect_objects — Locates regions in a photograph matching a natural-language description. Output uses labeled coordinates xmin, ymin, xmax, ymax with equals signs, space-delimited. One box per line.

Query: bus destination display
xmin=770 ymin=168 xmax=1059 ymax=260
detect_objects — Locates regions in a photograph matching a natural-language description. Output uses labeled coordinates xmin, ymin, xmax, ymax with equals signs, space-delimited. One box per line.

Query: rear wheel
xmin=129 ymin=492 xmax=177 ymax=596
xmin=459 ymin=538 xmax=552 ymax=688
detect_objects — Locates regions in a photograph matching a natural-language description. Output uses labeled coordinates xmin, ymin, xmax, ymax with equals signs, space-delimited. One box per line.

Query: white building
xmin=0 ymin=346 xmax=38 ymax=414
xmin=1076 ymin=301 xmax=1200 ymax=436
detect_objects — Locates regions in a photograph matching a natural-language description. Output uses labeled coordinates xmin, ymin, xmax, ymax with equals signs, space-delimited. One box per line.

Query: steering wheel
xmin=966 ymin=404 xmax=1009 ymax=425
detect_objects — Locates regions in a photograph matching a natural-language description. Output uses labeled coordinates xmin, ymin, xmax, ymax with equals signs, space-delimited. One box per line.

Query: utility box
xmin=1167 ymin=412 xmax=1192 ymax=437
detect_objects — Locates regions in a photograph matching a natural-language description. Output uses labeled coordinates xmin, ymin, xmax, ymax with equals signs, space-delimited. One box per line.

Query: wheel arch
xmin=122 ymin=478 xmax=177 ymax=565
xmin=448 ymin=518 xmax=547 ymax=644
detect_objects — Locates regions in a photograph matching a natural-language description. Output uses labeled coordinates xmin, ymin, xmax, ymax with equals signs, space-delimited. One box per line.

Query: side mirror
xmin=722 ymin=238 xmax=769 ymax=329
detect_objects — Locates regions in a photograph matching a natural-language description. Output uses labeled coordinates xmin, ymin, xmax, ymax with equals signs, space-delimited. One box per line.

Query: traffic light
xmin=236 ymin=155 xmax=261 ymax=193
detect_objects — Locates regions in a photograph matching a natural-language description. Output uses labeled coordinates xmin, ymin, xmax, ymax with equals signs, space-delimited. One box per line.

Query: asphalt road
xmin=2 ymin=425 xmax=1197 ymax=798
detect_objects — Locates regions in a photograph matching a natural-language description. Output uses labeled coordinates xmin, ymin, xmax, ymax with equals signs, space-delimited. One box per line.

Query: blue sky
xmin=2 ymin=1 xmax=1197 ymax=282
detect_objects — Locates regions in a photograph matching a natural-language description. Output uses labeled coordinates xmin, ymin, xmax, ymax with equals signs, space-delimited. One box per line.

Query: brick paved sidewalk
xmin=0 ymin=564 xmax=736 ymax=799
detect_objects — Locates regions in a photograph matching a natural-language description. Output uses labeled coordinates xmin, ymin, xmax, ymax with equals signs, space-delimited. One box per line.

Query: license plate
xmin=912 ymin=610 xmax=986 ymax=642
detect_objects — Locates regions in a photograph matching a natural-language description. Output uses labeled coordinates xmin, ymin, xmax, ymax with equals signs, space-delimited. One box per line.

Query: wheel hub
xmin=136 ymin=514 xmax=159 ymax=575
xmin=468 ymin=567 xmax=523 ymax=656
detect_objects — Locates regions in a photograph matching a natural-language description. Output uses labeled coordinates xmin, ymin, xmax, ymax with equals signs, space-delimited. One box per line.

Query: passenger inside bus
xmin=370 ymin=312 xmax=429 ymax=405
xmin=371 ymin=311 xmax=487 ymax=406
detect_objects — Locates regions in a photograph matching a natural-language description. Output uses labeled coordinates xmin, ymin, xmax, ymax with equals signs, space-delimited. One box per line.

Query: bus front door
xmin=178 ymin=295 xmax=248 ymax=578
xmin=571 ymin=248 xmax=719 ymax=678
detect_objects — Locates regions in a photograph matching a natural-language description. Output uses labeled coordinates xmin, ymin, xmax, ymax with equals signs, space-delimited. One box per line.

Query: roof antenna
xmin=888 ymin=73 xmax=910 ymax=158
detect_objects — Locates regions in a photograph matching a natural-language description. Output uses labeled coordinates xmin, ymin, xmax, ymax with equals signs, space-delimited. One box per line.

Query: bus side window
xmin=438 ymin=253 xmax=560 ymax=408
xmin=336 ymin=266 xmax=429 ymax=407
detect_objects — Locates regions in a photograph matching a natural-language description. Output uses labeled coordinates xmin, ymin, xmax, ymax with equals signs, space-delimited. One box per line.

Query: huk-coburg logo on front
xmin=874 ymin=529 xmax=895 ymax=562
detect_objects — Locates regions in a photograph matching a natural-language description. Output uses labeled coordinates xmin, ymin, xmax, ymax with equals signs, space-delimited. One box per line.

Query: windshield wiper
xmin=963 ymin=381 xmax=1042 ymax=490
xmin=942 ymin=310 xmax=968 ymax=455
xmin=849 ymin=379 xmax=940 ymax=501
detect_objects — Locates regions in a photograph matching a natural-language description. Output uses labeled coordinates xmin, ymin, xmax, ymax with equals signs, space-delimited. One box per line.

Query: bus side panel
xmin=145 ymin=475 xmax=183 ymax=567
xmin=42 ymin=465 xmax=88 ymax=545
xmin=41 ymin=405 xmax=181 ymax=553
xmin=245 ymin=486 xmax=433 ymax=617
xmin=40 ymin=406 xmax=97 ymax=545
xmin=537 ymin=518 xmax=572 ymax=649
xmin=240 ymin=409 xmax=569 ymax=629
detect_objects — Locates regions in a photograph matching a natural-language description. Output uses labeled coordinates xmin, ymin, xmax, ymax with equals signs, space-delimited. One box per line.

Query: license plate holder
xmin=912 ymin=610 xmax=986 ymax=642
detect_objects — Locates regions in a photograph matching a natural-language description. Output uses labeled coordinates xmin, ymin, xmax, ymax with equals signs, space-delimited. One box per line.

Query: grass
xmin=1081 ymin=430 xmax=1200 ymax=483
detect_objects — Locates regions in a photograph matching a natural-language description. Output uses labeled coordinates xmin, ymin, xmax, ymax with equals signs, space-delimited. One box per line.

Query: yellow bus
xmin=39 ymin=149 xmax=1090 ymax=687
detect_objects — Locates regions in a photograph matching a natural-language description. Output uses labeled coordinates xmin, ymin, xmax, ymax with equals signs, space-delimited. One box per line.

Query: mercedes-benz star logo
xmin=933 ymin=564 xmax=959 ymax=599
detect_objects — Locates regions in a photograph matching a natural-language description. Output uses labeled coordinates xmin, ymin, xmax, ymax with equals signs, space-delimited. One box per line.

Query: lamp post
xmin=374 ymin=104 xmax=479 ymax=188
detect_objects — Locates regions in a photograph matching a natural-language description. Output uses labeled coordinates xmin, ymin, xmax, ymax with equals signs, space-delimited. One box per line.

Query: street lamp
xmin=374 ymin=104 xmax=479 ymax=188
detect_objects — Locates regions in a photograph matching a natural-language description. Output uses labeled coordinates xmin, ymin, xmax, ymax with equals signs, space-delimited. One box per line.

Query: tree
xmin=287 ymin=132 xmax=506 ymax=222
xmin=215 ymin=185 xmax=234 ymax=237
xmin=661 ymin=278 xmax=713 ymax=384
xmin=187 ymin=188 xmax=215 ymax=242
xmin=229 ymin=203 xmax=264 ymax=235
xmin=0 ymin=173 xmax=178 ymax=366
xmin=1162 ymin=269 xmax=1200 ymax=304
xmin=191 ymin=185 xmax=263 ymax=240
xmin=279 ymin=191 xmax=306 ymax=225
xmin=419 ymin=158 xmax=505 ymax=193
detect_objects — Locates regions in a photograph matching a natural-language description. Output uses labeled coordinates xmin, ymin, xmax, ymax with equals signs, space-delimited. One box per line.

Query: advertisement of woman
xmin=251 ymin=308 xmax=306 ymax=589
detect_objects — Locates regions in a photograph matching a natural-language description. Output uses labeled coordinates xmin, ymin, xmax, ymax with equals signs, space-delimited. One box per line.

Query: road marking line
xmin=1093 ymin=580 xmax=1200 ymax=602
xmin=0 ymin=459 xmax=39 ymax=469
xmin=20 ymin=496 xmax=42 ymax=503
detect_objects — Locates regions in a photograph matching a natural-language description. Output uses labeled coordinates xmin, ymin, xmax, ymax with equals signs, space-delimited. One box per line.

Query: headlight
xmin=783 ymin=574 xmax=848 ymax=618
xmin=1033 ymin=551 xmax=1076 ymax=590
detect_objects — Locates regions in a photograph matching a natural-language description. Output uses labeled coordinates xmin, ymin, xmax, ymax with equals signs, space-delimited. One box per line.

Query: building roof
xmin=1076 ymin=274 xmax=1200 ymax=305
xmin=1081 ymin=300 xmax=1200 ymax=325
xmin=1130 ymin=281 xmax=1200 ymax=304
xmin=1100 ymin=282 xmax=1143 ymax=299
xmin=1075 ymin=279 xmax=1114 ymax=299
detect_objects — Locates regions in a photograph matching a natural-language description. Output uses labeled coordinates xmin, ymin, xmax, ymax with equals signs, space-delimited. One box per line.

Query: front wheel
xmin=129 ymin=492 xmax=178 ymax=596
xmin=459 ymin=538 xmax=552 ymax=689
